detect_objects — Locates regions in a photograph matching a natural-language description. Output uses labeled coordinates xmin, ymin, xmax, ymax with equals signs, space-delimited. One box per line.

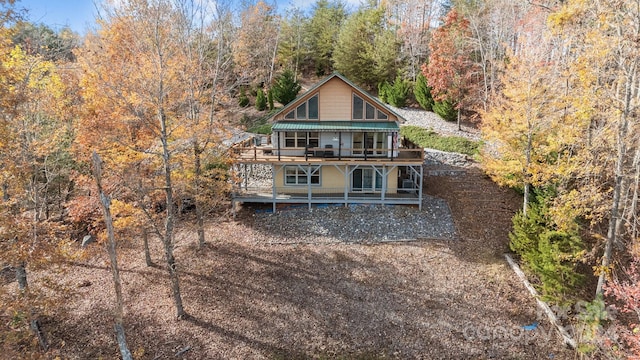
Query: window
xmin=283 ymin=132 xmax=318 ymax=148
xmin=353 ymin=94 xmax=388 ymax=120
xmin=285 ymin=166 xmax=320 ymax=185
xmin=366 ymin=103 xmax=375 ymax=120
xmin=285 ymin=132 xmax=297 ymax=147
xmin=284 ymin=94 xmax=319 ymax=120
xmin=308 ymin=95 xmax=318 ymax=119
xmin=353 ymin=95 xmax=363 ymax=119
xmin=296 ymin=102 xmax=307 ymax=119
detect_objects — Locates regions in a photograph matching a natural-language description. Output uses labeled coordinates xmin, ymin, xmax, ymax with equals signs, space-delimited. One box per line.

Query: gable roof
xmin=269 ymin=72 xmax=406 ymax=123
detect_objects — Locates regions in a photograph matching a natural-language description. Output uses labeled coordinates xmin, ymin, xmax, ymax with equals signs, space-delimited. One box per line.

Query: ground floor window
xmin=284 ymin=165 xmax=320 ymax=185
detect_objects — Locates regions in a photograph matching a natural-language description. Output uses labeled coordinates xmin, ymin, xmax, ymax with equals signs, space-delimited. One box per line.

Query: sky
xmin=17 ymin=0 xmax=98 ymax=34
xmin=15 ymin=0 xmax=364 ymax=35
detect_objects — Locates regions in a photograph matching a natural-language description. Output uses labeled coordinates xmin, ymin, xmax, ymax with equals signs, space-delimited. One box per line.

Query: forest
xmin=0 ymin=0 xmax=639 ymax=358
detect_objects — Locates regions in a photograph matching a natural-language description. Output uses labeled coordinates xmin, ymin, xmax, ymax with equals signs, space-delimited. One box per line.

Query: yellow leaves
xmin=111 ymin=199 xmax=145 ymax=234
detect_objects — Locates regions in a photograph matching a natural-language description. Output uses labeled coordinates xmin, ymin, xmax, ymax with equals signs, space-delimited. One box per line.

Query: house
xmin=232 ymin=72 xmax=424 ymax=212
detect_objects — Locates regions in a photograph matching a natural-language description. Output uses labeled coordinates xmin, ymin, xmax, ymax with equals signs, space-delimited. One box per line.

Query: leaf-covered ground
xmin=23 ymin=165 xmax=575 ymax=359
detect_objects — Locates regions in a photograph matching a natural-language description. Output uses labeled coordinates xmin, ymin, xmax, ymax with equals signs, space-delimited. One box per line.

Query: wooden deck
xmin=232 ymin=189 xmax=422 ymax=208
xmin=233 ymin=146 xmax=424 ymax=165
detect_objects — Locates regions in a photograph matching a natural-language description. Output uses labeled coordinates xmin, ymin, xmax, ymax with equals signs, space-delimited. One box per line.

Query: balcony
xmin=233 ymin=145 xmax=425 ymax=164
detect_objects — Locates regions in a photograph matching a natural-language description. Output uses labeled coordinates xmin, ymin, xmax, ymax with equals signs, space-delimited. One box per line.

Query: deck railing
xmin=232 ymin=145 xmax=424 ymax=162
xmin=233 ymin=186 xmax=420 ymax=200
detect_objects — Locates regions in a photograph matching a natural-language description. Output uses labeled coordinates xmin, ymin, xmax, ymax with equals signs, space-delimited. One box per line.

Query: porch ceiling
xmin=272 ymin=121 xmax=399 ymax=132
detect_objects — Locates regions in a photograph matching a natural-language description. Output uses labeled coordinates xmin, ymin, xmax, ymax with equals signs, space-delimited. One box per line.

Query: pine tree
xmin=433 ymin=100 xmax=456 ymax=121
xmin=509 ymin=190 xmax=585 ymax=302
xmin=267 ymin=88 xmax=274 ymax=110
xmin=386 ymin=76 xmax=411 ymax=108
xmin=271 ymin=69 xmax=301 ymax=105
xmin=238 ymin=87 xmax=249 ymax=107
xmin=414 ymin=73 xmax=434 ymax=111
xmin=255 ymin=88 xmax=266 ymax=111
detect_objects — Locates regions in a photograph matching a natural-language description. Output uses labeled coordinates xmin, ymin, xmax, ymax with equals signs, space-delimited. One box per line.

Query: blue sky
xmin=17 ymin=0 xmax=98 ymax=34
xmin=16 ymin=0 xmax=364 ymax=34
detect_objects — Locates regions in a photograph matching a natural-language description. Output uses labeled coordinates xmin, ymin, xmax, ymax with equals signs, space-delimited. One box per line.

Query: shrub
xmin=238 ymin=88 xmax=249 ymax=107
xmin=255 ymin=88 xmax=267 ymax=111
xmin=414 ymin=73 xmax=434 ymax=111
xmin=509 ymin=189 xmax=585 ymax=302
xmin=433 ymin=99 xmax=456 ymax=121
xmin=400 ymin=125 xmax=480 ymax=156
xmin=247 ymin=123 xmax=272 ymax=135
xmin=267 ymin=88 xmax=274 ymax=110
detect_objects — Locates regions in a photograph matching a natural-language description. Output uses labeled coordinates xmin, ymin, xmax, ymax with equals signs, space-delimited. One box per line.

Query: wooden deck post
xmin=418 ymin=165 xmax=424 ymax=211
xmin=344 ymin=164 xmax=349 ymax=206
xmin=338 ymin=132 xmax=342 ymax=160
xmin=381 ymin=165 xmax=386 ymax=202
xmin=272 ymin=164 xmax=277 ymax=213
xmin=277 ymin=131 xmax=281 ymax=161
xmin=307 ymin=164 xmax=312 ymax=210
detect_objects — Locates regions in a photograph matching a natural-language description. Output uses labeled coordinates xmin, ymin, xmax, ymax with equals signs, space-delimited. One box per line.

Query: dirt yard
xmin=32 ymin=164 xmax=577 ymax=359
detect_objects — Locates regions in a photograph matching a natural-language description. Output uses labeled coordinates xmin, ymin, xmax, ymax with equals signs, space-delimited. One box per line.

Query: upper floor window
xmin=352 ymin=94 xmax=388 ymax=120
xmin=284 ymin=94 xmax=319 ymax=120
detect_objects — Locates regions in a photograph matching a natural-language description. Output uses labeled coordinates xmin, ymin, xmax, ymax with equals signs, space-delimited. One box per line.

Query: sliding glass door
xmin=352 ymin=168 xmax=383 ymax=192
xmin=352 ymin=132 xmax=386 ymax=156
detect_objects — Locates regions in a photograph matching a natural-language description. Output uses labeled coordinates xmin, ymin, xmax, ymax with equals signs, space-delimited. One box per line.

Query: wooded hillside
xmin=0 ymin=0 xmax=638 ymax=358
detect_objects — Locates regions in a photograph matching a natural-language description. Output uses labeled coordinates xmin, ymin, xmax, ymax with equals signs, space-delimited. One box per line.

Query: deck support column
xmin=272 ymin=164 xmax=277 ymax=213
xmin=277 ymin=131 xmax=281 ymax=161
xmin=338 ymin=132 xmax=342 ymax=160
xmin=344 ymin=164 xmax=349 ymax=207
xmin=307 ymin=164 xmax=312 ymax=211
xmin=418 ymin=165 xmax=424 ymax=211
xmin=381 ymin=165 xmax=386 ymax=202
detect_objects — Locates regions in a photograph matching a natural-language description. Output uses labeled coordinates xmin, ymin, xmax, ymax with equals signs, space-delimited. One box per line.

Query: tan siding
xmin=275 ymin=164 xmax=398 ymax=194
xmin=272 ymin=76 xmax=400 ymax=122
xmin=319 ymin=78 xmax=352 ymax=120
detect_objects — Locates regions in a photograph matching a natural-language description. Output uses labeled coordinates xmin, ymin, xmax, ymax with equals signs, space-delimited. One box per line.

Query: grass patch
xmin=400 ymin=125 xmax=480 ymax=156
xmin=247 ymin=122 xmax=272 ymax=134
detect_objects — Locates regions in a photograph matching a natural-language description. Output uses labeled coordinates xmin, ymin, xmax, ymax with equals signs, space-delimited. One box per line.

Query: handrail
xmin=234 ymin=146 xmax=424 ymax=161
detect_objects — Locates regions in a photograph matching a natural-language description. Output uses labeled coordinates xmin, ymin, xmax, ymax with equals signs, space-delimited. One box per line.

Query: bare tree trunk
xmin=158 ymin=109 xmax=185 ymax=319
xmin=16 ymin=262 xmax=27 ymax=291
xmin=2 ymin=182 xmax=8 ymax=201
xmin=92 ymin=152 xmax=133 ymax=360
xmin=194 ymin=144 xmax=205 ymax=249
xmin=143 ymin=229 xmax=152 ymax=267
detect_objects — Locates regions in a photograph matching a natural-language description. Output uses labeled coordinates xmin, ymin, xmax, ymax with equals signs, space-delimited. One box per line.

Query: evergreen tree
xmin=378 ymin=81 xmax=390 ymax=103
xmin=386 ymin=76 xmax=411 ymax=108
xmin=271 ymin=69 xmax=301 ymax=105
xmin=238 ymin=87 xmax=249 ymax=107
xmin=255 ymin=88 xmax=266 ymax=111
xmin=414 ymin=73 xmax=434 ymax=111
xmin=306 ymin=0 xmax=347 ymax=76
xmin=509 ymin=190 xmax=585 ymax=302
xmin=433 ymin=99 xmax=456 ymax=121
xmin=267 ymin=88 xmax=274 ymax=110
xmin=333 ymin=4 xmax=400 ymax=90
